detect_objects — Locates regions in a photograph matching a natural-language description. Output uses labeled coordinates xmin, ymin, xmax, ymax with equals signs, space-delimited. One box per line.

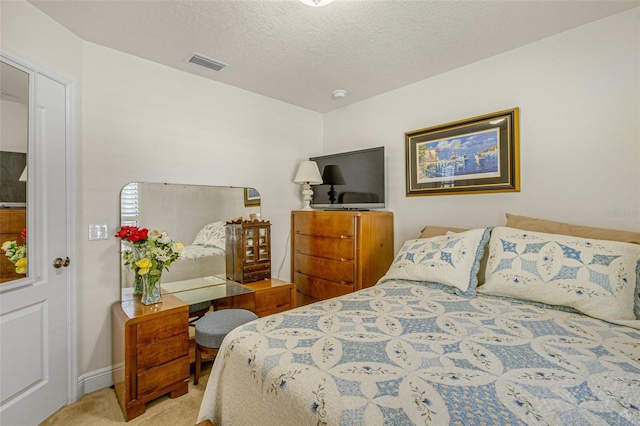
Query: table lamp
xmin=294 ymin=161 xmax=322 ymax=210
xmin=321 ymin=165 xmax=345 ymax=204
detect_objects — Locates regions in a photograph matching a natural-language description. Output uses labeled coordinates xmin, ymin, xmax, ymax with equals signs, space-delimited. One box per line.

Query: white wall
xmin=0 ymin=100 xmax=28 ymax=152
xmin=79 ymin=43 xmax=321 ymax=377
xmin=323 ymin=8 xmax=640 ymax=249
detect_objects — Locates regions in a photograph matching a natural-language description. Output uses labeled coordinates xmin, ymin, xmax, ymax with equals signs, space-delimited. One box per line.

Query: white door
xmin=0 ymin=55 xmax=72 ymax=425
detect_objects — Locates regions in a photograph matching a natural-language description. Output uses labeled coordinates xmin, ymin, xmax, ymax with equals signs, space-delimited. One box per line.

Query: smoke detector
xmin=332 ymin=89 xmax=347 ymax=99
xmin=300 ymin=0 xmax=334 ymax=6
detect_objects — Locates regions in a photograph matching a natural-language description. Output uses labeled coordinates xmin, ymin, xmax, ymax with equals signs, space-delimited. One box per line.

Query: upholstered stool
xmin=188 ymin=300 xmax=212 ymax=326
xmin=194 ymin=309 xmax=258 ymax=385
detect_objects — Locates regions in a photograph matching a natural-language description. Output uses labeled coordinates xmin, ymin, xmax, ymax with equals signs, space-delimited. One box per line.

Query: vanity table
xmin=113 ymin=182 xmax=295 ymax=420
xmin=112 ymin=276 xmax=295 ymax=421
xmin=112 ymin=280 xmax=255 ymax=421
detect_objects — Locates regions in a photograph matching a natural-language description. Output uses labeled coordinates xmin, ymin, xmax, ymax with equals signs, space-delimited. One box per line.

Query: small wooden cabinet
xmin=214 ymin=278 xmax=296 ymax=317
xmin=225 ymin=219 xmax=271 ymax=283
xmin=291 ymin=210 xmax=394 ymax=302
xmin=112 ymin=294 xmax=190 ymax=421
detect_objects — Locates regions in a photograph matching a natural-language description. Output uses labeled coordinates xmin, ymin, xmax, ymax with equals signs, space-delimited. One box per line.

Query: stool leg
xmin=195 ymin=347 xmax=201 ymax=385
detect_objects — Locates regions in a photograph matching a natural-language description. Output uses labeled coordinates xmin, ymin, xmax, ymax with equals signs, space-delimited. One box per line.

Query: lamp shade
xmin=294 ymin=161 xmax=322 ymax=185
xmin=321 ymin=165 xmax=345 ymax=185
xmin=19 ymin=166 xmax=27 ymax=182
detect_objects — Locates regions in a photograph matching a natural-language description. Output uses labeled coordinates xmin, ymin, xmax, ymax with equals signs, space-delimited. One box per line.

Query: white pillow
xmin=379 ymin=228 xmax=491 ymax=296
xmin=204 ymin=223 xmax=226 ymax=250
xmin=192 ymin=221 xmax=225 ymax=246
xmin=479 ymin=226 xmax=640 ymax=323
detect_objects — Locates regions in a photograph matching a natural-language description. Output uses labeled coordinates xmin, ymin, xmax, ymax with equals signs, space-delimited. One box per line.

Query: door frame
xmin=1 ymin=47 xmax=78 ymax=404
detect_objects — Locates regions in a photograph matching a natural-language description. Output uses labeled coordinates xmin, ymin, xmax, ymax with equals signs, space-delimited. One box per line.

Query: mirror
xmin=119 ymin=182 xmax=260 ymax=299
xmin=0 ymin=61 xmax=29 ymax=284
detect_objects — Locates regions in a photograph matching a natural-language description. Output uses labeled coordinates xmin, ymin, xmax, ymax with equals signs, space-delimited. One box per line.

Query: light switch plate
xmin=89 ymin=224 xmax=108 ymax=241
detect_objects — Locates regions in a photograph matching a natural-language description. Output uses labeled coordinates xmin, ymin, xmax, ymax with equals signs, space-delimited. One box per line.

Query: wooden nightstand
xmin=214 ymin=278 xmax=296 ymax=317
xmin=112 ymin=293 xmax=190 ymax=421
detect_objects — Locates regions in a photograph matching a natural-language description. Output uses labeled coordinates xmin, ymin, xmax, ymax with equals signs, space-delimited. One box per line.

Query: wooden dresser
xmin=112 ymin=293 xmax=190 ymax=421
xmin=291 ymin=210 xmax=394 ymax=302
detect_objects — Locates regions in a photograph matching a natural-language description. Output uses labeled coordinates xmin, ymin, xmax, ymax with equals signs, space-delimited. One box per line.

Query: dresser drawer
xmin=243 ymin=270 xmax=271 ymax=282
xmin=137 ymin=356 xmax=189 ymax=396
xmin=294 ymin=253 xmax=354 ymax=284
xmin=243 ymin=262 xmax=270 ymax=273
xmin=137 ymin=312 xmax=188 ymax=345
xmin=255 ymin=288 xmax=291 ymax=315
xmin=294 ymin=213 xmax=355 ymax=238
xmin=294 ymin=272 xmax=353 ymax=299
xmin=294 ymin=234 xmax=354 ymax=260
xmin=137 ymin=333 xmax=189 ymax=372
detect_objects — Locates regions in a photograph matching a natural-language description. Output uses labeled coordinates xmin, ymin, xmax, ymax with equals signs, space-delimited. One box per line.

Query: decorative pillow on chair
xmin=479 ymin=226 xmax=640 ymax=323
xmin=379 ymin=228 xmax=491 ymax=296
xmin=192 ymin=221 xmax=225 ymax=246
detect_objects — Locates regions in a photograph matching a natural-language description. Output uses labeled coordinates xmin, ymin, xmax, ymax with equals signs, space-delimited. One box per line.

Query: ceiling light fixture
xmin=300 ymin=0 xmax=334 ymax=7
xmin=332 ymin=89 xmax=347 ymax=99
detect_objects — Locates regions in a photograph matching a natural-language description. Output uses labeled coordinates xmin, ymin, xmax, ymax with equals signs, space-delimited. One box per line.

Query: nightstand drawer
xmin=137 ymin=312 xmax=187 ymax=345
xmin=255 ymin=288 xmax=291 ymax=314
xmin=294 ymin=214 xmax=355 ymax=238
xmin=294 ymin=234 xmax=354 ymax=260
xmin=294 ymin=253 xmax=354 ymax=284
xmin=137 ymin=356 xmax=189 ymax=396
xmin=137 ymin=333 xmax=189 ymax=371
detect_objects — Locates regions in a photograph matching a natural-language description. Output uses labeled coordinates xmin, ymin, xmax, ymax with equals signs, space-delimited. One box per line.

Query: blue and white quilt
xmin=197 ymin=280 xmax=640 ymax=426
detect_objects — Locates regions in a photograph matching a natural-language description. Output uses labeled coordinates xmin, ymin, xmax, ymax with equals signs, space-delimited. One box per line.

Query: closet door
xmin=0 ymin=56 xmax=72 ymax=425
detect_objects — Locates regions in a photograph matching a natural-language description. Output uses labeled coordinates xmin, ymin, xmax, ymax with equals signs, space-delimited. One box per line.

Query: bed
xmin=196 ymin=215 xmax=640 ymax=426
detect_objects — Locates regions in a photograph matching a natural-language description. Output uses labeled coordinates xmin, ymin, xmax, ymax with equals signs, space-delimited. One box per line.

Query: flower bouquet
xmin=116 ymin=226 xmax=184 ymax=305
xmin=1 ymin=228 xmax=27 ymax=275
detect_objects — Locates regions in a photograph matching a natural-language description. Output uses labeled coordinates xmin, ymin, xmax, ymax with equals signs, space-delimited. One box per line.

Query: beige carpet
xmin=41 ymin=364 xmax=212 ymax=426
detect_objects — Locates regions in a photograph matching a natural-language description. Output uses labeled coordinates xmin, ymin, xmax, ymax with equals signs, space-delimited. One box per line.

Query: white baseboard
xmin=76 ymin=365 xmax=114 ymax=397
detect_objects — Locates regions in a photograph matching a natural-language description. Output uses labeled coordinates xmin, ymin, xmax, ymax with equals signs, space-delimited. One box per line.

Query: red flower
xmin=115 ymin=226 xmax=149 ymax=243
xmin=21 ymin=228 xmax=26 ymax=240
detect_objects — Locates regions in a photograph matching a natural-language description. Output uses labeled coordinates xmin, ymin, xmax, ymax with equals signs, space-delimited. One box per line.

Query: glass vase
xmin=130 ymin=245 xmax=146 ymax=295
xmin=140 ymin=270 xmax=163 ymax=305
xmin=133 ymin=273 xmax=144 ymax=295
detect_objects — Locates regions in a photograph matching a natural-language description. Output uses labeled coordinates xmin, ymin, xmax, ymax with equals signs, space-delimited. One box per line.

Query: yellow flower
xmin=15 ymin=257 xmax=27 ymax=274
xmin=135 ymin=258 xmax=152 ymax=275
xmin=173 ymin=242 xmax=184 ymax=253
xmin=1 ymin=240 xmax=14 ymax=252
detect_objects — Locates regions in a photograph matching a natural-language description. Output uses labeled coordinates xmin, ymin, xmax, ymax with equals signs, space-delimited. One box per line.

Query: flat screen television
xmin=310 ymin=146 xmax=385 ymax=210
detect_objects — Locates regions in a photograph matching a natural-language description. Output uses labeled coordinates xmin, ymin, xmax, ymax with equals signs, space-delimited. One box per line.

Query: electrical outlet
xmin=89 ymin=224 xmax=108 ymax=241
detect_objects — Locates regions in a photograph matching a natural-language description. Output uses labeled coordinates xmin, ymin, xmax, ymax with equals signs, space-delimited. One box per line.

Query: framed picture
xmin=244 ymin=187 xmax=261 ymax=207
xmin=405 ymin=108 xmax=520 ymax=196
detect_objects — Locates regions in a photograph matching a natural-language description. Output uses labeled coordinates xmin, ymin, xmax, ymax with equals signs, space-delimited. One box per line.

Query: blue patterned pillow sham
xmin=479 ymin=226 xmax=640 ymax=323
xmin=378 ymin=227 xmax=491 ymax=296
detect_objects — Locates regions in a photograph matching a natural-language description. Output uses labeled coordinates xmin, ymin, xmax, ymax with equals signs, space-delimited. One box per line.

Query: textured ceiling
xmin=28 ymin=0 xmax=640 ymax=113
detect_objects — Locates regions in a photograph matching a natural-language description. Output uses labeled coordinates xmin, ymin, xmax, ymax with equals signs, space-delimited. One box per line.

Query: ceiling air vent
xmin=184 ymin=53 xmax=229 ymax=72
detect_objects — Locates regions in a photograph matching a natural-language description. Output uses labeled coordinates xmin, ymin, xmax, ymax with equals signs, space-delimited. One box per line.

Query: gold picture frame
xmin=244 ymin=188 xmax=261 ymax=207
xmin=405 ymin=108 xmax=520 ymax=196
